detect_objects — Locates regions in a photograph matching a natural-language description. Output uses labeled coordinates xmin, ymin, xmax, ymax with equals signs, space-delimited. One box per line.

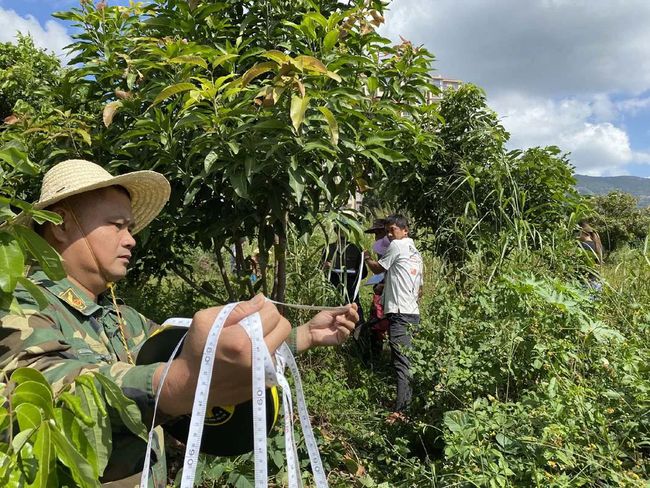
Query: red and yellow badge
xmin=59 ymin=288 xmax=87 ymax=311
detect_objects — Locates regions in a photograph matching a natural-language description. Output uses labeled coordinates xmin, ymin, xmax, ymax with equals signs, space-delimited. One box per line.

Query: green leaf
xmin=16 ymin=277 xmax=48 ymax=311
xmin=168 ymin=55 xmax=208 ymax=69
xmin=13 ymin=225 xmax=65 ymax=281
xmin=323 ymin=30 xmax=339 ymax=51
xmin=11 ymin=367 xmax=49 ymax=386
xmin=73 ymin=378 xmax=111 ymax=476
xmin=229 ymin=171 xmax=249 ymax=199
xmin=29 ymin=421 xmax=57 ymax=488
xmin=50 ymin=425 xmax=99 ymax=487
xmin=0 ymin=143 xmax=38 ymax=176
xmin=296 ymin=55 xmax=327 ymax=74
xmin=0 ymin=231 xmax=24 ymax=293
xmin=12 ymin=381 xmax=54 ymax=419
xmin=58 ymin=393 xmax=94 ymax=427
xmin=74 ymin=129 xmax=92 ymax=146
xmin=318 ymin=106 xmax=339 ymax=145
xmin=211 ymin=53 xmax=239 ymax=68
xmin=151 ymin=83 xmax=196 ymax=106
xmin=290 ymin=95 xmax=310 ymax=131
xmin=54 ymin=408 xmax=99 ymax=479
xmin=15 ymin=403 xmax=43 ymax=432
xmin=241 ymin=62 xmax=276 ymax=87
xmin=94 ymin=374 xmax=147 ymax=441
xmin=364 ymin=147 xmax=407 ymax=163
xmin=261 ymin=50 xmax=290 ymax=65
xmin=204 ymin=150 xmax=218 ymax=173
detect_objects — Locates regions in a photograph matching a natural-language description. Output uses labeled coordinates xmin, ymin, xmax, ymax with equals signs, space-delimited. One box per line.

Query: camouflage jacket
xmin=0 ymin=269 xmax=167 ymax=486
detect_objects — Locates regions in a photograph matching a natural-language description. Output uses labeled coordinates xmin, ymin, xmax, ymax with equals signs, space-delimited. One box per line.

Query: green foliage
xmin=0 ymin=35 xmax=61 ymax=120
xmin=0 ymin=0 xmax=441 ymax=302
xmin=381 ymin=84 xmax=584 ymax=274
xmin=587 ymin=191 xmax=650 ymax=252
xmin=0 ymin=369 xmax=147 ymax=487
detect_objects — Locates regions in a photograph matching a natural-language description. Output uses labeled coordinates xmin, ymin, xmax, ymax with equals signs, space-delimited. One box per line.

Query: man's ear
xmin=47 ymin=207 xmax=72 ymax=245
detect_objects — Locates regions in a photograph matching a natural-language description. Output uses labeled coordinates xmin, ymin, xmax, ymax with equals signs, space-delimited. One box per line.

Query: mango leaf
xmin=94 ymin=374 xmax=147 ymax=441
xmin=317 ymin=106 xmax=339 ymax=145
xmin=296 ymin=55 xmax=327 ymax=74
xmin=288 ymin=166 xmax=306 ymax=204
xmin=204 ymin=150 xmax=218 ymax=173
xmin=325 ymin=70 xmax=342 ymax=83
xmin=241 ymin=62 xmax=276 ymax=87
xmin=11 ymin=367 xmax=49 ymax=386
xmin=168 ymin=55 xmax=208 ymax=69
xmin=261 ymin=50 xmax=290 ymax=65
xmin=229 ymin=171 xmax=249 ymax=199
xmin=73 ymin=378 xmax=111 ymax=476
xmin=12 ymin=381 xmax=54 ymax=419
xmin=54 ymin=408 xmax=99 ymax=479
xmin=29 ymin=421 xmax=57 ymax=488
xmin=323 ymin=30 xmax=339 ymax=51
xmin=58 ymin=393 xmax=94 ymax=427
xmin=151 ymin=83 xmax=196 ymax=106
xmin=15 ymin=403 xmax=43 ymax=431
xmin=290 ymin=95 xmax=310 ymax=131
xmin=13 ymin=225 xmax=66 ymax=280
xmin=74 ymin=129 xmax=92 ymax=146
xmin=364 ymin=147 xmax=407 ymax=163
xmin=102 ymin=101 xmax=122 ymax=128
xmin=0 ymin=142 xmax=38 ymax=176
xmin=29 ymin=209 xmax=62 ymax=226
xmin=0 ymin=231 xmax=24 ymax=293
xmin=16 ymin=277 xmax=49 ymax=311
xmin=50 ymin=426 xmax=99 ymax=488
xmin=211 ymin=53 xmax=239 ymax=68
xmin=12 ymin=428 xmax=35 ymax=453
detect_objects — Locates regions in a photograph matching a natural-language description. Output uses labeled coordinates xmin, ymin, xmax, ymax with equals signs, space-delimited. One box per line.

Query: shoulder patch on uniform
xmin=58 ymin=288 xmax=87 ymax=311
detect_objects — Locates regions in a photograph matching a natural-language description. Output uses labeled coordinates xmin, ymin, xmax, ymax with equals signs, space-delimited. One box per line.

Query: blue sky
xmin=2 ymin=0 xmax=650 ymax=177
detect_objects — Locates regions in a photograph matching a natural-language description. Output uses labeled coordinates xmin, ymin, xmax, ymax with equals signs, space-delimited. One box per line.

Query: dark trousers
xmin=387 ymin=313 xmax=419 ymax=411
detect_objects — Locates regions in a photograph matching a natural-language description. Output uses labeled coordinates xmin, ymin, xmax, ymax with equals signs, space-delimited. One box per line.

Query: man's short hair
xmin=385 ymin=214 xmax=409 ymax=230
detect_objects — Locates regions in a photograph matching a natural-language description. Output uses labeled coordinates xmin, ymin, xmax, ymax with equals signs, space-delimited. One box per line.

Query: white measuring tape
xmin=140 ymin=300 xmax=337 ymax=487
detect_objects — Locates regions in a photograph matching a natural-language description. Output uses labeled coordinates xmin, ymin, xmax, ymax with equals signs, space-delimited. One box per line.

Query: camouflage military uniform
xmin=0 ymin=269 xmax=167 ymax=487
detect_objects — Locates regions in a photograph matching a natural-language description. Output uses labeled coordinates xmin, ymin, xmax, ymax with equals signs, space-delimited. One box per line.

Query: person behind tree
xmin=577 ymin=220 xmax=604 ymax=293
xmin=0 ymin=159 xmax=359 ymax=487
xmin=364 ymin=214 xmax=423 ymax=422
xmin=577 ymin=220 xmax=603 ymax=264
xmin=358 ymin=218 xmax=390 ymax=362
xmin=323 ymin=233 xmax=368 ymax=324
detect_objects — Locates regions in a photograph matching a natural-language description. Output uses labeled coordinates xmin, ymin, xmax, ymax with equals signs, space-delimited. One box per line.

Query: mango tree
xmin=0 ymin=0 xmax=441 ymax=302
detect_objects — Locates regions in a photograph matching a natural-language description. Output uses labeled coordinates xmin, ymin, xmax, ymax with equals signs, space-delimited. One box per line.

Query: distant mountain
xmin=575 ymin=174 xmax=650 ymax=207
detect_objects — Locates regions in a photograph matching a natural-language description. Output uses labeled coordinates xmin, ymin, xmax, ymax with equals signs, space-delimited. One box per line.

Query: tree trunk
xmin=234 ymin=238 xmax=255 ymax=298
xmin=215 ymin=246 xmax=236 ymax=302
xmin=271 ymin=213 xmax=288 ymax=311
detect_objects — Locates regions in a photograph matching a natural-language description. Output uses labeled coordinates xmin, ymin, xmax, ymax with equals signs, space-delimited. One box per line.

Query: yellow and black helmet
xmin=136 ymin=323 xmax=279 ymax=456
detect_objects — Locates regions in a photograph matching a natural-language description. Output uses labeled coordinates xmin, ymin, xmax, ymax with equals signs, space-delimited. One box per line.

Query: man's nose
xmin=123 ymin=230 xmax=136 ymax=249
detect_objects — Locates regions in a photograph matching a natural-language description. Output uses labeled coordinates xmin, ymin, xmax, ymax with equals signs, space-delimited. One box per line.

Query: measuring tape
xmin=139 ymin=301 xmax=335 ymax=487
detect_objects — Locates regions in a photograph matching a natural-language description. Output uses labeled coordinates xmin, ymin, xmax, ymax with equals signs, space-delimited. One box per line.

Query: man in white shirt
xmin=365 ymin=215 xmax=423 ymax=420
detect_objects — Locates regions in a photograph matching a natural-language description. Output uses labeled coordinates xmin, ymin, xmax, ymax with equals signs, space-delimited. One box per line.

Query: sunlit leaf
xmin=151 ymin=82 xmax=196 ymax=106
xmin=102 ymin=101 xmax=122 ymax=128
xmin=318 ymin=106 xmax=339 ymax=145
xmin=290 ymin=95 xmax=310 ymax=131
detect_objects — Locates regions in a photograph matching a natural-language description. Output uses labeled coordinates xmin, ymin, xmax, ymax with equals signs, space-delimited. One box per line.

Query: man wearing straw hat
xmin=0 ymin=159 xmax=358 ymax=487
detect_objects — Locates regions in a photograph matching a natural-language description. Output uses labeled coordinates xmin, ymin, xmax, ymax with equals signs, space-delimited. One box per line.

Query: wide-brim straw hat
xmin=22 ymin=159 xmax=170 ymax=235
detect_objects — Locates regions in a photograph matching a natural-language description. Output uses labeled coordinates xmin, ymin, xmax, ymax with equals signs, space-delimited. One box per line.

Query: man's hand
xmin=154 ymin=295 xmax=291 ymax=416
xmin=295 ymin=303 xmax=359 ymax=352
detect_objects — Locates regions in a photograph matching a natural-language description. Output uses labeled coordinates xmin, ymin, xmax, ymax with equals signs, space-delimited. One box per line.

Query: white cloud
xmin=379 ymin=0 xmax=650 ymax=175
xmin=491 ymin=93 xmax=650 ymax=175
xmin=0 ymin=7 xmax=72 ymax=58
xmin=381 ymin=0 xmax=650 ymax=98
